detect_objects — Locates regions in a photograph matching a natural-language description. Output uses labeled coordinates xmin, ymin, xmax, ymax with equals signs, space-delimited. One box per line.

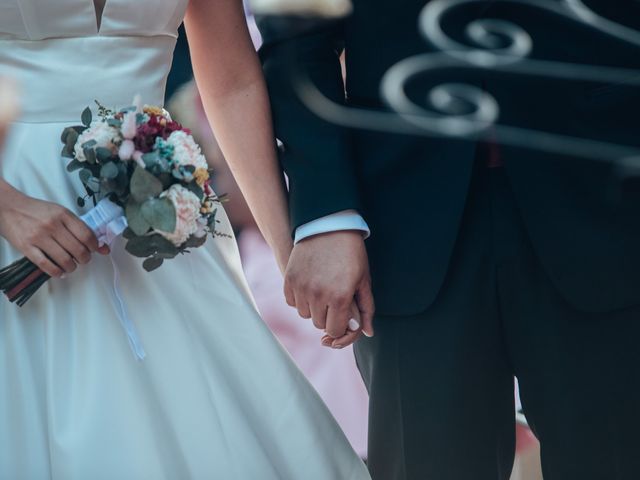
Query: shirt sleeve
xmin=294 ymin=210 xmax=371 ymax=244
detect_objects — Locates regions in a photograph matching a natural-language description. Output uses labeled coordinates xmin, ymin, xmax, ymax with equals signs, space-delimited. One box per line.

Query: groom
xmin=257 ymin=1 xmax=640 ymax=478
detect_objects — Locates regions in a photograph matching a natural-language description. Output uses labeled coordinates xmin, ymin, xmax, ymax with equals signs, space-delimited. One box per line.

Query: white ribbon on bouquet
xmin=80 ymin=198 xmax=146 ymax=360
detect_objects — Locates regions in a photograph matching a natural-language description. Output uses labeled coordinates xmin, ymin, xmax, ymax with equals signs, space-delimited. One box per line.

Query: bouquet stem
xmin=1 ymin=199 xmax=125 ymax=307
xmin=0 ymin=257 xmax=50 ymax=307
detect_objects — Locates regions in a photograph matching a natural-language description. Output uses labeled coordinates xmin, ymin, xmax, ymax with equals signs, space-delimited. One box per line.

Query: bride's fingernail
xmin=348 ymin=318 xmax=360 ymax=331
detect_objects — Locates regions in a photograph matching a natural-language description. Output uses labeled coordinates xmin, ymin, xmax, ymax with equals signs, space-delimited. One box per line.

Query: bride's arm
xmin=184 ymin=0 xmax=292 ymax=271
xmin=0 ymin=79 xmax=108 ymax=277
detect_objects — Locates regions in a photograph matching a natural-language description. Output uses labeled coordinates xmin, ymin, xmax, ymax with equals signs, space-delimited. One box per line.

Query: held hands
xmin=284 ymin=230 xmax=375 ymax=348
xmin=0 ymin=185 xmax=109 ymax=279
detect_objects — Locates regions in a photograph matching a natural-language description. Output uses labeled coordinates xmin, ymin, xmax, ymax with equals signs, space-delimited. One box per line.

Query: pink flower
xmin=156 ymin=184 xmax=202 ymax=246
xmin=121 ymin=112 xmax=137 ymax=140
xmin=119 ymin=139 xmax=135 ymax=160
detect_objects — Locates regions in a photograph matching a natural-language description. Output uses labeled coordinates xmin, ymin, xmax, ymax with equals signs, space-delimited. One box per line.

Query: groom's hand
xmin=284 ymin=231 xmax=375 ymax=343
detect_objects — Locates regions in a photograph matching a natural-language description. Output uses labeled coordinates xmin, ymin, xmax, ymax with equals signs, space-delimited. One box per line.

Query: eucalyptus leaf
xmin=86 ymin=176 xmax=101 ymax=193
xmin=107 ymin=118 xmax=122 ymax=128
xmin=125 ymin=201 xmax=151 ymax=236
xmin=184 ymin=182 xmax=204 ymax=200
xmin=143 ymin=257 xmax=164 ymax=272
xmin=122 ymin=227 xmax=136 ymax=240
xmin=142 ymin=151 xmax=160 ymax=167
xmin=96 ymin=147 xmax=114 ymax=163
xmin=130 ymin=166 xmax=163 ymax=203
xmin=184 ymin=234 xmax=207 ymax=249
xmin=100 ymin=162 xmax=119 ymax=179
xmin=66 ymin=159 xmax=84 ymax=172
xmin=63 ymin=129 xmax=79 ymax=158
xmin=60 ymin=127 xmax=74 ymax=144
xmin=83 ymin=147 xmax=96 ymax=165
xmin=81 ymin=107 xmax=92 ymax=127
xmin=100 ymin=178 xmax=116 ymax=196
xmin=61 ymin=146 xmax=74 ymax=159
xmin=147 ymin=234 xmax=180 ymax=256
xmin=81 ymin=139 xmax=97 ymax=150
xmin=140 ymin=198 xmax=176 ymax=233
xmin=79 ymin=168 xmax=92 ymax=185
xmin=125 ymin=236 xmax=157 ymax=258
xmin=66 ymin=129 xmax=79 ymax=146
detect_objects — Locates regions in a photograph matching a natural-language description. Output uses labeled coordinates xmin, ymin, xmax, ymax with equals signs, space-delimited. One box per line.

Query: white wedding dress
xmin=0 ymin=1 xmax=370 ymax=479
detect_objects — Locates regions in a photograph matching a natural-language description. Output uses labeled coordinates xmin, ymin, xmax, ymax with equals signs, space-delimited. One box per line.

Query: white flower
xmin=156 ymin=184 xmax=202 ymax=246
xmin=250 ymin=0 xmax=352 ymax=17
xmin=74 ymin=121 xmax=121 ymax=162
xmin=119 ymin=139 xmax=135 ymax=161
xmin=121 ymin=112 xmax=137 ymax=139
xmin=166 ymin=130 xmax=208 ymax=170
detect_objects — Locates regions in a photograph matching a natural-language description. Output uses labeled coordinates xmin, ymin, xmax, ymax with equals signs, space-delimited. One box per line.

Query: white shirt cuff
xmin=294 ymin=210 xmax=371 ymax=244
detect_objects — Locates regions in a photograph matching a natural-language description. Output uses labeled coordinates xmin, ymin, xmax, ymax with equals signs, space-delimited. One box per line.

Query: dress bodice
xmin=0 ymin=0 xmax=189 ymax=122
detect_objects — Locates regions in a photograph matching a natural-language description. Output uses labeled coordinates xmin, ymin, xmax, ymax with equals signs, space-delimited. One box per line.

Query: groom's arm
xmin=256 ymin=18 xmax=365 ymax=234
xmin=257 ymin=18 xmax=375 ymax=342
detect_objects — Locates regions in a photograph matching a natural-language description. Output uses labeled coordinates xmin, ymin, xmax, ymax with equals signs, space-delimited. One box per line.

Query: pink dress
xmin=238 ymin=228 xmax=369 ymax=457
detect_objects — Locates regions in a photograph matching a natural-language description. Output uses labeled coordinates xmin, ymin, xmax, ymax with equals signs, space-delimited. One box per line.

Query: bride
xmin=0 ymin=0 xmax=370 ymax=478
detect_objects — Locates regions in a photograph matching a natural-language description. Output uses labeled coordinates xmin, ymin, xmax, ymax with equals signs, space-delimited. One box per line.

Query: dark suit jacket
xmin=257 ymin=0 xmax=640 ymax=316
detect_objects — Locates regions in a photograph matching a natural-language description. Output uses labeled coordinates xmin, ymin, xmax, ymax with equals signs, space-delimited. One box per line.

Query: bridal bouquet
xmin=0 ymin=100 xmax=226 ymax=306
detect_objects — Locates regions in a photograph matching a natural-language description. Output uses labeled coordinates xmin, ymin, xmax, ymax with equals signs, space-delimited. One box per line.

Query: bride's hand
xmin=0 ymin=182 xmax=108 ymax=278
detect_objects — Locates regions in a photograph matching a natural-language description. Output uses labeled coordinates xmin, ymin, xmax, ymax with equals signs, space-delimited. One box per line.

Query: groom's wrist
xmin=294 ymin=210 xmax=370 ymax=244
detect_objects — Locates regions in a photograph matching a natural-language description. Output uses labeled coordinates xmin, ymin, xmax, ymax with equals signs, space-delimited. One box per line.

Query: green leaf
xmin=100 ymin=178 xmax=116 ymax=196
xmin=96 ymin=147 xmax=114 ymax=163
xmin=140 ymin=198 xmax=176 ymax=233
xmin=184 ymin=182 xmax=204 ymax=200
xmin=86 ymin=176 xmax=101 ymax=193
xmin=207 ymin=209 xmax=218 ymax=227
xmin=61 ymin=126 xmax=75 ymax=144
xmin=122 ymin=227 xmax=136 ymax=240
xmin=184 ymin=234 xmax=207 ymax=249
xmin=66 ymin=158 xmax=84 ymax=172
xmin=125 ymin=236 xmax=157 ymax=258
xmin=124 ymin=234 xmax=178 ymax=259
xmin=142 ymin=151 xmax=160 ymax=167
xmin=148 ymin=234 xmax=180 ymax=256
xmin=62 ymin=128 xmax=79 ymax=158
xmin=100 ymin=162 xmax=119 ymax=179
xmin=157 ymin=172 xmax=173 ymax=189
xmin=61 ymin=146 xmax=74 ymax=159
xmin=83 ymin=147 xmax=96 ymax=164
xmin=130 ymin=166 xmax=163 ymax=203
xmin=81 ymin=107 xmax=92 ymax=127
xmin=79 ymin=168 xmax=92 ymax=185
xmin=143 ymin=256 xmax=164 ymax=272
xmin=125 ymin=201 xmax=151 ymax=236
xmin=107 ymin=118 xmax=122 ymax=128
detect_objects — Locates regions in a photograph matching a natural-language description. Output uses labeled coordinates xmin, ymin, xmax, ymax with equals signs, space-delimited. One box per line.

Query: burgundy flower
xmin=133 ymin=115 xmax=188 ymax=153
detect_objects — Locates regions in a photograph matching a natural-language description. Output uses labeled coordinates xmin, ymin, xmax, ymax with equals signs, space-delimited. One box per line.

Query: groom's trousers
xmin=354 ymin=164 xmax=640 ymax=480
